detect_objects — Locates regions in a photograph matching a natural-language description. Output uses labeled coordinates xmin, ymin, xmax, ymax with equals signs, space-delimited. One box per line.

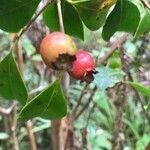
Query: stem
xmin=71 ymin=33 xmax=129 ymax=121
xmin=99 ymin=33 xmax=129 ymax=64
xmin=57 ymin=0 xmax=65 ymax=33
xmin=75 ymin=86 xmax=97 ymax=120
xmin=25 ymin=121 xmax=37 ymax=150
xmin=112 ymin=47 xmax=128 ymax=150
xmin=10 ymin=0 xmax=51 ymax=50
xmin=15 ymin=37 xmax=37 ymax=150
xmin=51 ymin=3 xmax=68 ymax=150
xmin=11 ymin=103 xmax=19 ymax=150
xmin=72 ymin=83 xmax=88 ymax=117
xmin=141 ymin=0 xmax=150 ymax=10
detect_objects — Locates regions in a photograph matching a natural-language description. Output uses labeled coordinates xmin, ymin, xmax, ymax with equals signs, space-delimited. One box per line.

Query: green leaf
xmin=18 ymin=80 xmax=67 ymax=122
xmin=123 ymin=119 xmax=140 ymax=139
xmin=0 ymin=52 xmax=28 ymax=105
xmin=135 ymin=10 xmax=150 ymax=37
xmin=136 ymin=134 xmax=150 ymax=150
xmin=128 ymin=82 xmax=150 ymax=97
xmin=0 ymin=0 xmax=40 ymax=32
xmin=43 ymin=2 xmax=84 ymax=40
xmin=94 ymin=67 xmax=124 ymax=90
xmin=102 ymin=0 xmax=140 ymax=41
xmin=0 ymin=132 xmax=9 ymax=140
xmin=107 ymin=51 xmax=121 ymax=69
xmin=72 ymin=0 xmax=116 ymax=30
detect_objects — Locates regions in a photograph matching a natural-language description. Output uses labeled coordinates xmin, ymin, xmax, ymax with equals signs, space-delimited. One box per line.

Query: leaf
xmin=0 ymin=0 xmax=40 ymax=32
xmin=0 ymin=52 xmax=28 ymax=105
xmin=18 ymin=80 xmax=67 ymax=122
xmin=127 ymin=82 xmax=150 ymax=97
xmin=123 ymin=119 xmax=140 ymax=139
xmin=0 ymin=132 xmax=9 ymax=140
xmin=134 ymin=10 xmax=150 ymax=37
xmin=43 ymin=2 xmax=84 ymax=40
xmin=94 ymin=67 xmax=124 ymax=90
xmin=107 ymin=51 xmax=121 ymax=69
xmin=102 ymin=0 xmax=140 ymax=41
xmin=136 ymin=134 xmax=150 ymax=150
xmin=72 ymin=0 xmax=116 ymax=30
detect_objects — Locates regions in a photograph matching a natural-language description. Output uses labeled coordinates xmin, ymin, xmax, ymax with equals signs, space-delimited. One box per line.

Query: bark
xmin=51 ymin=118 xmax=68 ymax=150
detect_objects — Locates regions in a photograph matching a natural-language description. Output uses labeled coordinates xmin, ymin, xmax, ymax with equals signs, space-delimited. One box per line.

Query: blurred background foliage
xmin=0 ymin=23 xmax=150 ymax=149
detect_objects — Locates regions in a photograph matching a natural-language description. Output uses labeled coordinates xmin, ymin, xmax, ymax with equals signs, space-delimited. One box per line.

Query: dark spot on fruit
xmin=51 ymin=53 xmax=76 ymax=71
xmin=83 ymin=70 xmax=96 ymax=83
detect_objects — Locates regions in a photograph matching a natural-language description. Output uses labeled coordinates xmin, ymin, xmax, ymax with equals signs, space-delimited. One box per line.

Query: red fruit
xmin=69 ymin=50 xmax=96 ymax=82
xmin=40 ymin=32 xmax=77 ymax=69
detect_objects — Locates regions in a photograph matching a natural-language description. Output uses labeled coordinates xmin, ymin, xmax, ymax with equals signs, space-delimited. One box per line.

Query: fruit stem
xmin=56 ymin=0 xmax=65 ymax=33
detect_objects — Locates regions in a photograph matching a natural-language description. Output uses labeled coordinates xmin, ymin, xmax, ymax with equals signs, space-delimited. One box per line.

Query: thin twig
xmin=85 ymin=102 xmax=96 ymax=127
xmin=112 ymin=47 xmax=128 ymax=150
xmin=29 ymin=85 xmax=47 ymax=96
xmin=0 ymin=101 xmax=17 ymax=115
xmin=12 ymin=0 xmax=51 ymax=46
xmin=71 ymin=33 xmax=129 ymax=121
xmin=72 ymin=83 xmax=88 ymax=117
xmin=128 ymin=69 xmax=150 ymax=123
xmin=15 ymin=35 xmax=37 ymax=150
xmin=141 ymin=0 xmax=150 ymax=10
xmin=75 ymin=86 xmax=97 ymax=120
xmin=11 ymin=102 xmax=19 ymax=150
xmin=99 ymin=33 xmax=129 ymax=64
xmin=51 ymin=1 xmax=67 ymax=150
xmin=25 ymin=121 xmax=37 ymax=150
xmin=57 ymin=0 xmax=65 ymax=33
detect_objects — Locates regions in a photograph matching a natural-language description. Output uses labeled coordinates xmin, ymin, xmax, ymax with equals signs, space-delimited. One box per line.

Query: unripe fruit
xmin=69 ymin=50 xmax=96 ymax=83
xmin=40 ymin=32 xmax=77 ymax=70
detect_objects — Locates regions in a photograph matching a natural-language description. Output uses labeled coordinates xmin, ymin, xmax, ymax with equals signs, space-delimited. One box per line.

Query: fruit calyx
xmin=69 ymin=50 xmax=96 ymax=83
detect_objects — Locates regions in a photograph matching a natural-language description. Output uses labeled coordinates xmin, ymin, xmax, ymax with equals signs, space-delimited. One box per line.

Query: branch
xmin=12 ymin=0 xmax=51 ymax=46
xmin=75 ymin=86 xmax=97 ymax=120
xmin=141 ymin=0 xmax=150 ymax=10
xmin=71 ymin=33 xmax=129 ymax=121
xmin=72 ymin=83 xmax=88 ymax=117
xmin=57 ymin=0 xmax=65 ymax=32
xmin=85 ymin=102 xmax=96 ymax=127
xmin=15 ymin=34 xmax=37 ymax=150
xmin=0 ymin=101 xmax=17 ymax=115
xmin=11 ymin=102 xmax=19 ymax=150
xmin=128 ymin=71 xmax=150 ymax=123
xmin=29 ymin=85 xmax=47 ymax=96
xmin=99 ymin=33 xmax=129 ymax=64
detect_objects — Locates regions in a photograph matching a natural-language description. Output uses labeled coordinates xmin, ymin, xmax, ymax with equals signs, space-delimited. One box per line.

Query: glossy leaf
xmin=18 ymin=80 xmax=67 ymax=122
xmin=72 ymin=0 xmax=116 ymax=30
xmin=102 ymin=0 xmax=140 ymax=41
xmin=0 ymin=52 xmax=28 ymax=105
xmin=135 ymin=10 xmax=150 ymax=37
xmin=0 ymin=0 xmax=40 ymax=32
xmin=43 ymin=2 xmax=84 ymax=40
xmin=128 ymin=82 xmax=150 ymax=97
xmin=94 ymin=67 xmax=124 ymax=90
